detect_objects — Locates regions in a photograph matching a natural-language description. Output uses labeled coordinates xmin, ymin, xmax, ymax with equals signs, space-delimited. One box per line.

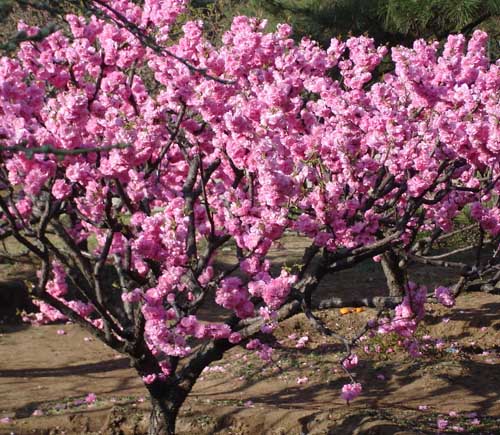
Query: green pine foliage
xmin=237 ymin=0 xmax=500 ymax=47
xmin=376 ymin=0 xmax=500 ymax=39
xmin=0 ymin=0 xmax=498 ymax=58
xmin=0 ymin=0 xmax=87 ymax=52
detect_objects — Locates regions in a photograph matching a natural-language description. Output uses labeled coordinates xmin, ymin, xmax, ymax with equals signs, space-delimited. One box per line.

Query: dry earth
xmin=0 ymin=236 xmax=499 ymax=434
xmin=0 ymin=290 xmax=499 ymax=435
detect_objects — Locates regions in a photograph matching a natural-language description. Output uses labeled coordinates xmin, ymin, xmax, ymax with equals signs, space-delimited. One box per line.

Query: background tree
xmin=3 ymin=1 xmax=500 ymax=51
xmin=190 ymin=0 xmax=500 ymax=57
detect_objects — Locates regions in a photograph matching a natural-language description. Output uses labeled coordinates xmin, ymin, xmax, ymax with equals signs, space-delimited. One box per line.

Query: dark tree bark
xmin=148 ymin=397 xmax=179 ymax=435
xmin=380 ymin=249 xmax=407 ymax=297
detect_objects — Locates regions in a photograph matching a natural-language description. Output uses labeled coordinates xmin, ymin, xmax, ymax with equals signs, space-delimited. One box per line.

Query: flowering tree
xmin=0 ymin=1 xmax=499 ymax=434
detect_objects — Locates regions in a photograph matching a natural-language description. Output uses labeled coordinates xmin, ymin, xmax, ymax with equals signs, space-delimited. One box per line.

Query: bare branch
xmin=0 ymin=141 xmax=129 ymax=157
xmin=89 ymin=0 xmax=235 ymax=85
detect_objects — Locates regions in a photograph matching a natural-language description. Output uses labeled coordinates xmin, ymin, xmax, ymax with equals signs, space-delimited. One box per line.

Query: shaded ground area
xmin=0 ymin=290 xmax=499 ymax=435
xmin=0 ymin=261 xmax=36 ymax=324
xmin=1 ymin=235 xmax=499 ymax=433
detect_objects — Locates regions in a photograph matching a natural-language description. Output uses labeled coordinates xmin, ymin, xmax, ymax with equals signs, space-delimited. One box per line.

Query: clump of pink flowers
xmin=85 ymin=393 xmax=97 ymax=405
xmin=434 ymin=286 xmax=455 ymax=307
xmin=340 ymin=383 xmax=362 ymax=404
xmin=342 ymin=353 xmax=359 ymax=370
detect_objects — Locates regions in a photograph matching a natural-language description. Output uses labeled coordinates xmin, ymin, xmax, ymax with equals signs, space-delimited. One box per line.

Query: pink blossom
xmin=85 ymin=393 xmax=96 ymax=404
xmin=122 ymin=288 xmax=143 ymax=303
xmin=260 ymin=323 xmax=275 ymax=334
xmin=377 ymin=282 xmax=427 ymax=338
xmin=342 ymin=354 xmax=359 ymax=370
xmin=257 ymin=344 xmax=273 ymax=362
xmin=437 ymin=418 xmax=448 ymax=430
xmin=435 ymin=286 xmax=455 ymax=307
xmin=0 ymin=5 xmax=498 ymax=421
xmin=340 ymin=383 xmax=362 ymax=404
xmin=260 ymin=271 xmax=296 ymax=310
xmin=246 ymin=339 xmax=261 ymax=350
xmin=52 ymin=179 xmax=72 ymax=199
xmin=296 ymin=376 xmax=309 ymax=384
xmin=295 ymin=336 xmax=309 ymax=349
xmin=259 ymin=307 xmax=277 ymax=321
xmin=142 ymin=374 xmax=157 ymax=384
xmin=228 ymin=332 xmax=242 ymax=344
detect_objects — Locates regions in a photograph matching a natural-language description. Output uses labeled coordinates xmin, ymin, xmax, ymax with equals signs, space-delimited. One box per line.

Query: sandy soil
xmin=0 ymin=289 xmax=499 ymax=435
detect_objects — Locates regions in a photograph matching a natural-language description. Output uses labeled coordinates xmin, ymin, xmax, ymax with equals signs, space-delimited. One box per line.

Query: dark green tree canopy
xmin=240 ymin=1 xmax=498 ymax=44
xmin=193 ymin=0 xmax=500 ymax=58
xmin=1 ymin=0 xmax=499 ymax=57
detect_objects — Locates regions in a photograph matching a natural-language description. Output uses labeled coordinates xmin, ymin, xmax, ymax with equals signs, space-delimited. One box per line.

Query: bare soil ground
xmin=0 ymin=237 xmax=499 ymax=434
xmin=0 ymin=294 xmax=499 ymax=434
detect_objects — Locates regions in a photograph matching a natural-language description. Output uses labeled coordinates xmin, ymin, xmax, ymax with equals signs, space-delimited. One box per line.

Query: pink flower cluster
xmin=26 ymin=262 xmax=94 ymax=325
xmin=215 ymin=277 xmax=254 ymax=318
xmin=378 ymin=282 xmax=427 ymax=338
xmin=248 ymin=271 xmax=297 ymax=310
xmin=340 ymin=382 xmax=362 ymax=404
xmin=245 ymin=338 xmax=274 ymax=362
xmin=434 ymin=286 xmax=455 ymax=307
xmin=342 ymin=353 xmax=359 ymax=370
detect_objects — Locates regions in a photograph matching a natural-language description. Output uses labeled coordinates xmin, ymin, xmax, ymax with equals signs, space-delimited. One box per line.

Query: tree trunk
xmin=148 ymin=397 xmax=179 ymax=435
xmin=381 ymin=249 xmax=407 ymax=297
